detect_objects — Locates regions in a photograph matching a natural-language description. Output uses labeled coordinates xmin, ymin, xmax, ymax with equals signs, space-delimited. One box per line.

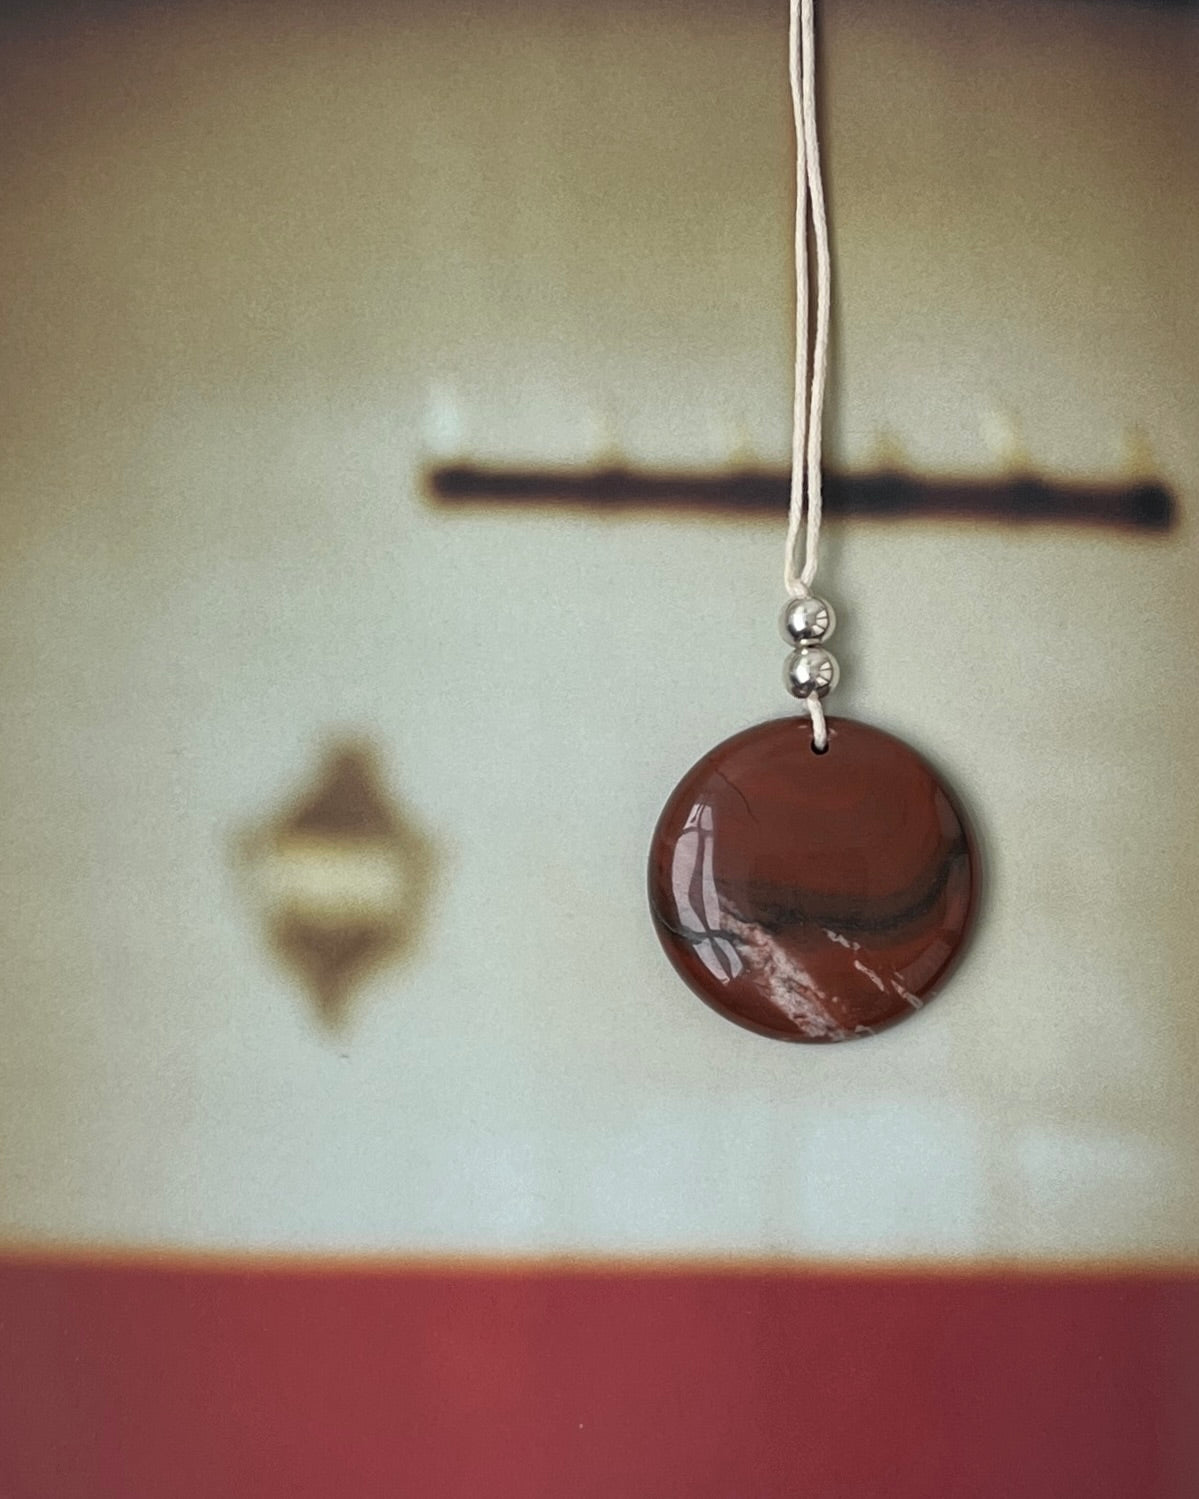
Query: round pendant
xmin=648 ymin=716 xmax=978 ymax=1042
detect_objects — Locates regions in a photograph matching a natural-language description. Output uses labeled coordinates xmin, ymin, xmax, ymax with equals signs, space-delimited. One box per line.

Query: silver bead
xmin=780 ymin=594 xmax=836 ymax=645
xmin=784 ymin=645 xmax=839 ymax=700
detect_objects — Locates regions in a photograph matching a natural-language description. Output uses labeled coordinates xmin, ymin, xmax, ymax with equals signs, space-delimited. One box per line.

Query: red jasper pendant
xmin=648 ymin=716 xmax=978 ymax=1041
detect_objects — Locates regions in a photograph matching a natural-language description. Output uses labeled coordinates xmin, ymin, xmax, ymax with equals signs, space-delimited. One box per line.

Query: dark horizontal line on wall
xmin=425 ymin=464 xmax=1177 ymax=533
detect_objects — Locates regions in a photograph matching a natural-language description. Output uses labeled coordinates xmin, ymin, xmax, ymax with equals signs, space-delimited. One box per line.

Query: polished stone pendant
xmin=648 ymin=715 xmax=978 ymax=1042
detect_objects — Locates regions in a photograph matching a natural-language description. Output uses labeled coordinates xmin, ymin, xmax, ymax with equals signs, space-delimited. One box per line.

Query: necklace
xmin=647 ymin=0 xmax=979 ymax=1043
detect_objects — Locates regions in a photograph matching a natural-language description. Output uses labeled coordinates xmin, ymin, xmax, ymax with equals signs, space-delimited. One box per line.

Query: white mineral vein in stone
xmin=891 ymin=977 xmax=924 ymax=1009
xmin=722 ymin=913 xmax=851 ymax=1041
xmin=852 ymin=957 xmax=890 ymax=993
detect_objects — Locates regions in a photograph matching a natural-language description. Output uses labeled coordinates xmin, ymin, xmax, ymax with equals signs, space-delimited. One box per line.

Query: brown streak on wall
xmin=425 ymin=464 xmax=1177 ymax=532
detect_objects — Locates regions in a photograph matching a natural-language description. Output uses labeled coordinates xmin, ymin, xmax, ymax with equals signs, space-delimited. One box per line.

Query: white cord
xmin=784 ymin=0 xmax=832 ymax=748
xmin=807 ymin=691 xmax=827 ymax=749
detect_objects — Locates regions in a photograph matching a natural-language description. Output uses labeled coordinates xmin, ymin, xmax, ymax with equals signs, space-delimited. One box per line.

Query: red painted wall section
xmin=1 ymin=1261 xmax=1196 ymax=1499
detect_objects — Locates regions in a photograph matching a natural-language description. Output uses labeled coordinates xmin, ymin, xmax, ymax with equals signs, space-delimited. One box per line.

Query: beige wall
xmin=0 ymin=0 xmax=1195 ymax=1258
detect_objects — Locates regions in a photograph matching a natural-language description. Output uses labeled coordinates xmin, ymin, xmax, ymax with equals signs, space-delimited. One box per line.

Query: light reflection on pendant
xmin=670 ymin=802 xmax=743 ymax=983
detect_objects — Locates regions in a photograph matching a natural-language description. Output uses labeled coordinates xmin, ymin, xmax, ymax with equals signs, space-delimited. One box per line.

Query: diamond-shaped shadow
xmin=238 ymin=742 xmax=435 ymax=1028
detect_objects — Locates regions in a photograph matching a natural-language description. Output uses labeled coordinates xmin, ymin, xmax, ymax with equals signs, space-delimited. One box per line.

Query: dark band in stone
xmin=648 ymin=716 xmax=979 ymax=1042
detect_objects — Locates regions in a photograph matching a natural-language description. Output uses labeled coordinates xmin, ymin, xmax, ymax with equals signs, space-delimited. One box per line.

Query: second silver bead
xmin=784 ymin=645 xmax=839 ymax=700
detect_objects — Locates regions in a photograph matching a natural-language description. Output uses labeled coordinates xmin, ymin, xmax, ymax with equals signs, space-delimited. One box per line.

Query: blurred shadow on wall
xmin=236 ymin=741 xmax=437 ymax=1029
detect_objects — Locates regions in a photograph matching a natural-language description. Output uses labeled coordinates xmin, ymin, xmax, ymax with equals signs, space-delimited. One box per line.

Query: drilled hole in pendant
xmin=811 ymin=739 xmax=829 ymax=756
